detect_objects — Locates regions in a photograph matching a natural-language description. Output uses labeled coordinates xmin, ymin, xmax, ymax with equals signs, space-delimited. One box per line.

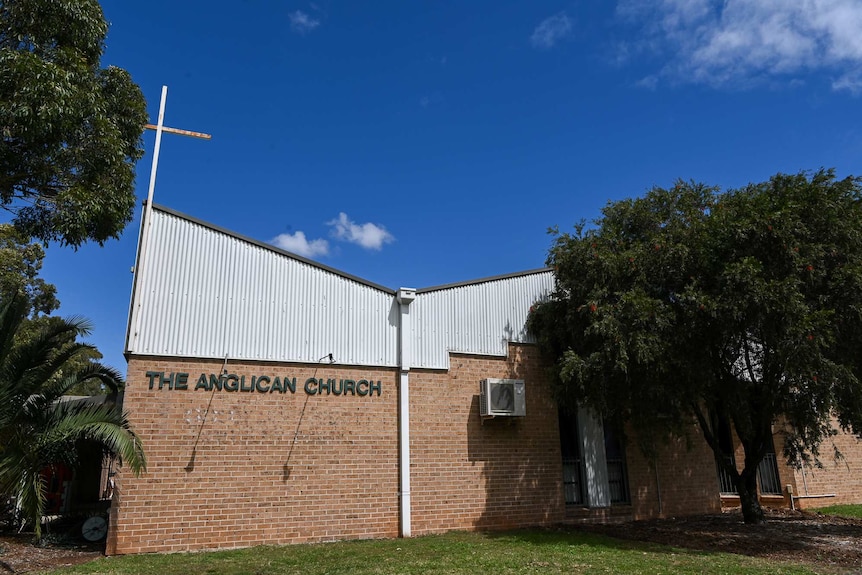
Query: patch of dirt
xmin=579 ymin=507 xmax=862 ymax=573
xmin=0 ymin=535 xmax=101 ymax=574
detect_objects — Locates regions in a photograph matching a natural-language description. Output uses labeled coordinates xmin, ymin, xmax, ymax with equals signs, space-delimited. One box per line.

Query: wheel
xmin=81 ymin=515 xmax=108 ymax=542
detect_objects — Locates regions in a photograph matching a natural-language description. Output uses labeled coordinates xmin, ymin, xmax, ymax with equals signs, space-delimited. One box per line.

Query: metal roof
xmin=153 ymin=204 xmax=395 ymax=294
xmin=127 ymin=206 xmax=398 ymax=366
xmin=417 ymin=267 xmax=552 ymax=294
xmin=127 ymin=205 xmax=554 ymax=369
xmin=411 ymin=270 xmax=553 ymax=369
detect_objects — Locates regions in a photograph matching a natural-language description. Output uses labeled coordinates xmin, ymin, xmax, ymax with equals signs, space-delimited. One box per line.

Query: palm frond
xmin=25 ymin=359 xmax=122 ymax=417
xmin=4 ymin=325 xmax=94 ymax=398
xmin=0 ymin=296 xmax=27 ymax=369
xmin=45 ymin=402 xmax=145 ymax=474
xmin=0 ymin=300 xmax=145 ymax=540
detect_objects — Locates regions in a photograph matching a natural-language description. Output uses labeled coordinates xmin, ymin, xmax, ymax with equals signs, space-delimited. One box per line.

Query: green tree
xmin=0 ymin=0 xmax=147 ymax=247
xmin=0 ymin=223 xmax=57 ymax=317
xmin=0 ymin=223 xmax=103 ymax=394
xmin=529 ymin=170 xmax=862 ymax=524
xmin=0 ymin=296 xmax=145 ymax=539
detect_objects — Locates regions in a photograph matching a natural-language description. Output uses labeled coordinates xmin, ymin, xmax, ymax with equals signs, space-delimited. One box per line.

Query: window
xmin=712 ymin=413 xmax=781 ymax=496
xmin=757 ymin=437 xmax=782 ymax=495
xmin=713 ymin=413 xmax=738 ymax=495
xmin=559 ymin=409 xmax=630 ymax=506
xmin=559 ymin=410 xmax=584 ymax=505
xmin=603 ymin=422 xmax=630 ymax=504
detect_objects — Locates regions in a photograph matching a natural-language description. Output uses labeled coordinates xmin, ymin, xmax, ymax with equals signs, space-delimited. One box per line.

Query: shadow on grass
xmin=481 ymin=526 xmax=716 ymax=558
xmin=481 ymin=510 xmax=862 ymax=570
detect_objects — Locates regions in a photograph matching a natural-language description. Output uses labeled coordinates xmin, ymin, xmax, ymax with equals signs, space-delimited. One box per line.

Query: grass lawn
xmin=814 ymin=504 xmax=862 ymax=518
xmin=44 ymin=529 xmax=820 ymax=575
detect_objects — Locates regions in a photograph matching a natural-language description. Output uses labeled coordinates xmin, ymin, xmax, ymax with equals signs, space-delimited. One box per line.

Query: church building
xmin=106 ymin=203 xmax=862 ymax=555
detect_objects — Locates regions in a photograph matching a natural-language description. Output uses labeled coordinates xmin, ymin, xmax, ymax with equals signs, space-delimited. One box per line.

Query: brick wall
xmin=624 ymin=425 xmax=722 ymax=518
xmin=107 ymin=357 xmax=400 ymax=555
xmin=408 ymin=345 xmax=724 ymax=532
xmin=112 ymin=346 xmax=862 ymax=555
xmin=710 ymin=418 xmax=862 ymax=511
xmin=789 ymin=418 xmax=862 ymax=509
xmin=409 ymin=345 xmax=565 ymax=535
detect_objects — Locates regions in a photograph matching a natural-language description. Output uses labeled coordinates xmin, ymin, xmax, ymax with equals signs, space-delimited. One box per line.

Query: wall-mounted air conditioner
xmin=479 ymin=378 xmax=526 ymax=418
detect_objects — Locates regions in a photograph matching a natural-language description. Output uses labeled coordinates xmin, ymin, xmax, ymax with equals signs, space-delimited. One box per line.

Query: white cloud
xmin=328 ymin=213 xmax=394 ymax=250
xmin=271 ymin=231 xmax=329 ymax=258
xmin=289 ymin=10 xmax=320 ymax=34
xmin=635 ymin=75 xmax=659 ymax=90
xmin=833 ymin=71 xmax=862 ymax=94
xmin=617 ymin=0 xmax=862 ymax=92
xmin=530 ymin=12 xmax=572 ymax=50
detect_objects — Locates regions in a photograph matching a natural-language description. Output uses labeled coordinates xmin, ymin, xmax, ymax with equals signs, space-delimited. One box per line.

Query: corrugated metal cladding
xmin=411 ymin=271 xmax=554 ymax=370
xmin=129 ymin=208 xmax=399 ymax=367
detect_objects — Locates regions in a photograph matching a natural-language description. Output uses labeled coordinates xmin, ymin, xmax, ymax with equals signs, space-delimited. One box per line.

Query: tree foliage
xmin=0 ymin=295 xmax=145 ymax=539
xmin=529 ymin=169 xmax=862 ymax=523
xmin=0 ymin=223 xmax=57 ymax=317
xmin=0 ymin=223 xmax=103 ymax=394
xmin=0 ymin=0 xmax=147 ymax=246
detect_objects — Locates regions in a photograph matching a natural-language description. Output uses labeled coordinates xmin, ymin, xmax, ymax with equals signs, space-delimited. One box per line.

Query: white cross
xmin=143 ymin=85 xmax=211 ymax=221
xmin=129 ymin=86 xmax=211 ymax=351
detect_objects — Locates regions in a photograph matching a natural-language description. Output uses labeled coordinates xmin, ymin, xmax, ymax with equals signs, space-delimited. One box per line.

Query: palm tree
xmin=0 ymin=296 xmax=145 ymax=539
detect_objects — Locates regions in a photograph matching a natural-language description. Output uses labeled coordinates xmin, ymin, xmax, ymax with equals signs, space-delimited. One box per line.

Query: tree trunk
xmin=736 ymin=468 xmax=764 ymax=524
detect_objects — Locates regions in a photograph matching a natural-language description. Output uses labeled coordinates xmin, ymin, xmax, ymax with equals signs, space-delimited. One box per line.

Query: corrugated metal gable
xmin=128 ymin=208 xmax=398 ymax=366
xmin=411 ymin=271 xmax=554 ymax=369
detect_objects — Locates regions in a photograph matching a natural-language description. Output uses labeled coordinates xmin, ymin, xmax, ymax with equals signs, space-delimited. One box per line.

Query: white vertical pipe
xmin=399 ymin=368 xmax=411 ymax=537
xmin=396 ymin=288 xmax=416 ymax=538
xmin=127 ymin=86 xmax=168 ymax=353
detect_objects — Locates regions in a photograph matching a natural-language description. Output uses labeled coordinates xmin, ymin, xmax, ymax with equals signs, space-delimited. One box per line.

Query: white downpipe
xmin=396 ymin=288 xmax=416 ymax=538
xmin=399 ymin=369 xmax=410 ymax=537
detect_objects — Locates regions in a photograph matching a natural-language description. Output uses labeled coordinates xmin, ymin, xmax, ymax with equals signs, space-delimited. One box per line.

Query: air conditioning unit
xmin=479 ymin=378 xmax=526 ymax=418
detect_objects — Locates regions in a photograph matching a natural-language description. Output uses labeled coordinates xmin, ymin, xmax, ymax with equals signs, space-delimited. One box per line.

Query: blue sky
xmin=36 ymin=0 xmax=862 ymax=373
